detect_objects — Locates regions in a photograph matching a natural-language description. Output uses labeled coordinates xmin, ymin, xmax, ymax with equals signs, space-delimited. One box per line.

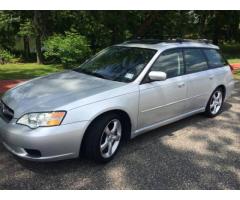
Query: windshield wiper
xmin=73 ymin=68 xmax=109 ymax=80
xmin=91 ymin=72 xmax=107 ymax=79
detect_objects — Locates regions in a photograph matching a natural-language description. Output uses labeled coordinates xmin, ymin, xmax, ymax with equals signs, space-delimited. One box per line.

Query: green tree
xmin=18 ymin=19 xmax=34 ymax=59
xmin=44 ymin=31 xmax=91 ymax=66
xmin=0 ymin=11 xmax=20 ymax=50
xmin=0 ymin=10 xmax=240 ymax=64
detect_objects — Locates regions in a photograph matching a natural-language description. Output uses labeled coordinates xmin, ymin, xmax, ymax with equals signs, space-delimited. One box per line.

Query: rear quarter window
xmin=203 ymin=49 xmax=227 ymax=68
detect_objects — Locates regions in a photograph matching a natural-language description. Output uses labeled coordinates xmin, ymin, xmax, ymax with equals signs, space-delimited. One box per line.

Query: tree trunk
xmin=111 ymin=26 xmax=117 ymax=44
xmin=33 ymin=11 xmax=44 ymax=64
xmin=212 ymin=12 xmax=220 ymax=45
xmin=23 ymin=36 xmax=30 ymax=60
xmin=198 ymin=12 xmax=207 ymax=38
xmin=136 ymin=12 xmax=158 ymax=38
xmin=35 ymin=34 xmax=44 ymax=64
xmin=212 ymin=24 xmax=219 ymax=45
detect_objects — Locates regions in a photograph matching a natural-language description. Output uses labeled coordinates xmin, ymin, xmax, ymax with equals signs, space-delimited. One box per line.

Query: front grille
xmin=0 ymin=100 xmax=14 ymax=122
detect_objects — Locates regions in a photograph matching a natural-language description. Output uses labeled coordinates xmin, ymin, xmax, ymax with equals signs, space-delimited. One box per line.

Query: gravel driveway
xmin=0 ymin=82 xmax=239 ymax=190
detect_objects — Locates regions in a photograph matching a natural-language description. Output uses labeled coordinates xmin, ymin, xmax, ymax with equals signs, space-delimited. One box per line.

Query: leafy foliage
xmin=0 ymin=11 xmax=20 ymax=49
xmin=0 ymin=49 xmax=15 ymax=63
xmin=43 ymin=32 xmax=91 ymax=66
xmin=18 ymin=19 xmax=34 ymax=37
xmin=0 ymin=11 xmax=240 ymax=65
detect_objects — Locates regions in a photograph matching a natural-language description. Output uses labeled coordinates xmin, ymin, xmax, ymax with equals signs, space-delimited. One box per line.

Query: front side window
xmin=74 ymin=46 xmax=156 ymax=83
xmin=203 ymin=49 xmax=227 ymax=68
xmin=151 ymin=49 xmax=184 ymax=78
xmin=184 ymin=49 xmax=208 ymax=73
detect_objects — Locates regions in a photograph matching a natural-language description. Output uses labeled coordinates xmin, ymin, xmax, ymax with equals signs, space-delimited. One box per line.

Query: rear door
xmin=203 ymin=48 xmax=229 ymax=82
xmin=183 ymin=48 xmax=214 ymax=112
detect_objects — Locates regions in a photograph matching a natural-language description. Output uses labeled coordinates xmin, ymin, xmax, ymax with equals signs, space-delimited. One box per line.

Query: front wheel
xmin=82 ymin=113 xmax=123 ymax=163
xmin=205 ymin=88 xmax=224 ymax=117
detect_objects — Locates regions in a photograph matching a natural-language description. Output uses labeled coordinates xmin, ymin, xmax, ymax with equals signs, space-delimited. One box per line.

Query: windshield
xmin=73 ymin=46 xmax=157 ymax=83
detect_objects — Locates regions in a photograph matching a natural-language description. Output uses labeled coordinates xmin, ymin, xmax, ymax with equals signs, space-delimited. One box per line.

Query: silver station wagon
xmin=0 ymin=39 xmax=234 ymax=163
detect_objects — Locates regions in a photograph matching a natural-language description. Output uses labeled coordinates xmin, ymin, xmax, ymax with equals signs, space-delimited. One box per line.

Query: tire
xmin=205 ymin=87 xmax=224 ymax=117
xmin=82 ymin=113 xmax=123 ymax=163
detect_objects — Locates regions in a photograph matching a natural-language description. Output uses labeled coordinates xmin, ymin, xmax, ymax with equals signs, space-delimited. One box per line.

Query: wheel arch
xmin=216 ymin=84 xmax=226 ymax=100
xmin=205 ymin=84 xmax=226 ymax=110
xmin=80 ymin=109 xmax=132 ymax=155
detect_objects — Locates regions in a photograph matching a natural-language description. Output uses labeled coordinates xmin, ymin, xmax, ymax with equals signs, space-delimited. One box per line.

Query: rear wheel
xmin=205 ymin=88 xmax=224 ymax=117
xmin=82 ymin=113 xmax=123 ymax=163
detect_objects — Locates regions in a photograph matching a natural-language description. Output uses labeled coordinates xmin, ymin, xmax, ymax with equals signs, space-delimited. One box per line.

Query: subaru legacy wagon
xmin=0 ymin=39 xmax=234 ymax=163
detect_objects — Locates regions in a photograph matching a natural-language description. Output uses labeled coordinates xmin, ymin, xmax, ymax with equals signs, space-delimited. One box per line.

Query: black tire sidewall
xmin=83 ymin=113 xmax=123 ymax=163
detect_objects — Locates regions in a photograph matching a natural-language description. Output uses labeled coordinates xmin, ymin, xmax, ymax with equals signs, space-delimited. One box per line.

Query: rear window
xmin=184 ymin=49 xmax=208 ymax=73
xmin=203 ymin=49 xmax=227 ymax=68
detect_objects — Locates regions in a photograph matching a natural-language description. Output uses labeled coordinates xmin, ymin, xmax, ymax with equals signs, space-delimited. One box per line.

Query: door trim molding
xmin=132 ymin=107 xmax=205 ymax=138
xmin=141 ymin=93 xmax=207 ymax=113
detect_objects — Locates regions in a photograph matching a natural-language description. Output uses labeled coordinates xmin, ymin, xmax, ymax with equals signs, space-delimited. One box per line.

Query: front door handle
xmin=178 ymin=82 xmax=185 ymax=88
xmin=209 ymin=76 xmax=214 ymax=80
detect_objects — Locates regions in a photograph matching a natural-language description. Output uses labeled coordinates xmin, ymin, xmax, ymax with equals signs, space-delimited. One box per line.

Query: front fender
xmin=62 ymin=91 xmax=139 ymax=133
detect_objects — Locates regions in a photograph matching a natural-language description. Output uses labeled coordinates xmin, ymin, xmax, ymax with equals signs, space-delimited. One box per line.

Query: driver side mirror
xmin=148 ymin=71 xmax=167 ymax=81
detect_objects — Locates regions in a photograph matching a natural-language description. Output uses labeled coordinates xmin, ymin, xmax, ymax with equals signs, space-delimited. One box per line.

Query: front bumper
xmin=0 ymin=117 xmax=89 ymax=161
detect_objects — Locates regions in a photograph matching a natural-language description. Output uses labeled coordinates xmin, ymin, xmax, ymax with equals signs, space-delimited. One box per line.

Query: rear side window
xmin=151 ymin=49 xmax=184 ymax=78
xmin=203 ymin=49 xmax=227 ymax=68
xmin=184 ymin=49 xmax=208 ymax=73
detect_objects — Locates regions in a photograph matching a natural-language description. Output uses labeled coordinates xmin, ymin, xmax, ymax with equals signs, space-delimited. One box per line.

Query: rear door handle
xmin=178 ymin=82 xmax=185 ymax=88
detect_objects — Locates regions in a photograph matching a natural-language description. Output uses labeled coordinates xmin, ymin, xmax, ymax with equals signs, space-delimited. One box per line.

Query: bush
xmin=43 ymin=32 xmax=91 ymax=66
xmin=0 ymin=49 xmax=15 ymax=64
xmin=220 ymin=44 xmax=240 ymax=59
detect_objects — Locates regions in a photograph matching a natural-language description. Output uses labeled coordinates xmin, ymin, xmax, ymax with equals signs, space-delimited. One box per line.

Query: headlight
xmin=17 ymin=111 xmax=66 ymax=129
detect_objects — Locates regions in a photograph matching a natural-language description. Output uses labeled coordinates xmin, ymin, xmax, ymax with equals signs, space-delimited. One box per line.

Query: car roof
xmin=117 ymin=39 xmax=219 ymax=51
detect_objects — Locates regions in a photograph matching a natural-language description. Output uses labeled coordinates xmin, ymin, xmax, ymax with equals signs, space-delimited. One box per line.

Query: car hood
xmin=2 ymin=70 xmax=126 ymax=118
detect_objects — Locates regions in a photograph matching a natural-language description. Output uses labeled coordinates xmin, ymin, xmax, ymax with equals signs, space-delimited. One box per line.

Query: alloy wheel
xmin=100 ymin=119 xmax=122 ymax=158
xmin=210 ymin=90 xmax=223 ymax=115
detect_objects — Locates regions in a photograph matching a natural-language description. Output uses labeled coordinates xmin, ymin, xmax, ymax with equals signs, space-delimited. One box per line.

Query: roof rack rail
xmin=123 ymin=38 xmax=213 ymax=45
xmin=197 ymin=39 xmax=213 ymax=44
xmin=169 ymin=38 xmax=213 ymax=44
xmin=123 ymin=39 xmax=163 ymax=44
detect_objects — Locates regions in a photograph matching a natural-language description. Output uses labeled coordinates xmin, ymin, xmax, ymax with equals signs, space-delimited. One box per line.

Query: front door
xmin=138 ymin=48 xmax=187 ymax=129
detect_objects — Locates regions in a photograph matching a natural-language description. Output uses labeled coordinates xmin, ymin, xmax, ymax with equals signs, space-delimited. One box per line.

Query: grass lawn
xmin=0 ymin=57 xmax=239 ymax=80
xmin=228 ymin=58 xmax=240 ymax=64
xmin=0 ymin=55 xmax=239 ymax=97
xmin=0 ymin=58 xmax=239 ymax=79
xmin=234 ymin=70 xmax=240 ymax=80
xmin=0 ymin=63 xmax=64 ymax=80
